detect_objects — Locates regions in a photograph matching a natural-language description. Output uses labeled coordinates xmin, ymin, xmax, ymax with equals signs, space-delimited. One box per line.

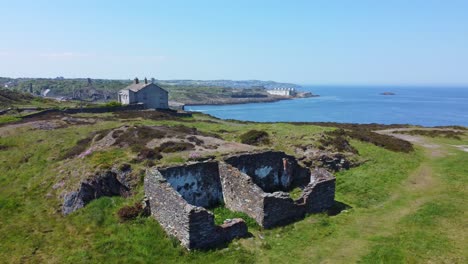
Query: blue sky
xmin=1 ymin=0 xmax=467 ymax=85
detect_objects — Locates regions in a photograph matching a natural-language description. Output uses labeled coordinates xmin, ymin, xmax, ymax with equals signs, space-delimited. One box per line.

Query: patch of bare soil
xmin=147 ymin=134 xmax=255 ymax=155
xmin=67 ymin=125 xmax=256 ymax=161
xmin=376 ymin=129 xmax=446 ymax=157
xmin=0 ymin=114 xmax=97 ymax=137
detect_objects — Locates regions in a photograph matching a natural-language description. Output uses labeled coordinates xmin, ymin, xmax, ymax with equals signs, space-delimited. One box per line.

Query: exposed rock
xmin=296 ymin=146 xmax=361 ymax=172
xmin=62 ymin=170 xmax=130 ymax=215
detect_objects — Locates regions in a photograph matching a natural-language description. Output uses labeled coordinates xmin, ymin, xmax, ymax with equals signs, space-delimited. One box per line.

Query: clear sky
xmin=1 ymin=0 xmax=468 ymax=85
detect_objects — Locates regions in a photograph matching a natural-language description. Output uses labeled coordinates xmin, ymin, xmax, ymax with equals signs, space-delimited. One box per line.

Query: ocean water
xmin=185 ymin=86 xmax=468 ymax=126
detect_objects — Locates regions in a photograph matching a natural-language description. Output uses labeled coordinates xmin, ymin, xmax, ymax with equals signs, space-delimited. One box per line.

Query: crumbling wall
xmin=223 ymin=151 xmax=309 ymax=192
xmin=144 ymin=166 xmax=247 ymax=250
xmin=300 ymin=168 xmax=336 ymax=213
xmin=220 ymin=153 xmax=336 ymax=228
xmin=218 ymin=162 xmax=265 ymax=224
xmin=62 ymin=170 xmax=130 ymax=215
xmin=144 ymin=151 xmax=336 ymax=249
xmin=219 ymin=161 xmax=308 ymax=228
xmin=158 ymin=161 xmax=222 ymax=208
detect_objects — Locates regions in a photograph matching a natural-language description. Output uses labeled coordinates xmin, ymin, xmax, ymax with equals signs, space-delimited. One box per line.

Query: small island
xmin=381 ymin=92 xmax=396 ymax=95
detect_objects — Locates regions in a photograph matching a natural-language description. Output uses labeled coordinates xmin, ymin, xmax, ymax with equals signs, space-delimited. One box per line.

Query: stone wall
xmin=20 ymin=106 xmax=191 ymax=120
xmin=144 ymin=151 xmax=336 ymax=249
xmin=157 ymin=161 xmax=222 ymax=208
xmin=144 ymin=165 xmax=248 ymax=250
xmin=218 ymin=162 xmax=266 ymax=225
xmin=223 ymin=151 xmax=309 ymax=192
xmin=300 ymin=168 xmax=336 ymax=213
xmin=220 ymin=152 xmax=335 ymax=228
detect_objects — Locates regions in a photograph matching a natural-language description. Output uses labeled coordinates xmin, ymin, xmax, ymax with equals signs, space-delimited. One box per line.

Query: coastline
xmin=172 ymin=93 xmax=319 ymax=109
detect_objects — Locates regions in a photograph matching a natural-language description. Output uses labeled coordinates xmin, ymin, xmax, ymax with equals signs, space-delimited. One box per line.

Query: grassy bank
xmin=0 ymin=112 xmax=466 ymax=263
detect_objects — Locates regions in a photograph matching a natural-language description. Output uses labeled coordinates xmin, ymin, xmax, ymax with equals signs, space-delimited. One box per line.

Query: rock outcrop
xmin=62 ymin=169 xmax=131 ymax=215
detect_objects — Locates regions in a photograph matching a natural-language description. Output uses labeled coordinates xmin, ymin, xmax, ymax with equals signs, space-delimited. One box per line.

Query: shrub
xmin=156 ymin=141 xmax=195 ymax=153
xmin=239 ymin=130 xmax=270 ymax=145
xmin=137 ymin=148 xmax=162 ymax=161
xmin=319 ymin=129 xmax=358 ymax=153
xmin=113 ymin=126 xmax=166 ymax=153
xmin=186 ymin=136 xmax=204 ymax=145
xmin=393 ymin=129 xmax=465 ymax=140
xmin=324 ymin=128 xmax=414 ymax=153
xmin=114 ymin=111 xmax=174 ymax=121
xmin=117 ymin=202 xmax=149 ymax=222
xmin=103 ymin=101 xmax=122 ymax=108
xmin=60 ymin=136 xmax=93 ymax=160
xmin=347 ymin=129 xmax=414 ymax=153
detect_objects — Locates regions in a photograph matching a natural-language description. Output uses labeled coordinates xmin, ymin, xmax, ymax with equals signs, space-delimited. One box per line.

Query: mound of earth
xmin=64 ymin=125 xmax=256 ymax=161
xmin=295 ymin=145 xmax=363 ymax=172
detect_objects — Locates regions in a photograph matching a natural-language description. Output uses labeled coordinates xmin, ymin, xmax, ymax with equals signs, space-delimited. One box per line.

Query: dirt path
xmin=377 ymin=128 xmax=447 ymax=157
xmin=309 ymin=130 xmax=446 ymax=263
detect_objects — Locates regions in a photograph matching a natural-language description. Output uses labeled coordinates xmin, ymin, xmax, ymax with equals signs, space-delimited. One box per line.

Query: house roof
xmin=120 ymin=82 xmax=168 ymax=93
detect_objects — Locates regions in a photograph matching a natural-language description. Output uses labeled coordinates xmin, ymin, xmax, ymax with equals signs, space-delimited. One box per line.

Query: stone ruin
xmin=144 ymin=151 xmax=336 ymax=250
xmin=144 ymin=161 xmax=248 ymax=249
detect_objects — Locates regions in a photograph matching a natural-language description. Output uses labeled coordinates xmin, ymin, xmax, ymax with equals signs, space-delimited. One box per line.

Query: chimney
xmin=144 ymin=77 xmax=148 ymax=84
xmin=134 ymin=77 xmax=139 ymax=84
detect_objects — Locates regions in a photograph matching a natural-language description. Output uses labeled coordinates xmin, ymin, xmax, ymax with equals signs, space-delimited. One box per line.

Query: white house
xmin=118 ymin=78 xmax=169 ymax=109
xmin=266 ymin=88 xmax=296 ymax=96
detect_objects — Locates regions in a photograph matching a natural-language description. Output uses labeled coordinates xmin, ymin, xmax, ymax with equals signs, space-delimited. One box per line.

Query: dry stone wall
xmin=157 ymin=161 xmax=222 ymax=208
xmin=144 ymin=164 xmax=248 ymax=250
xmin=220 ymin=152 xmax=335 ymax=228
xmin=223 ymin=151 xmax=309 ymax=192
xmin=144 ymin=151 xmax=336 ymax=249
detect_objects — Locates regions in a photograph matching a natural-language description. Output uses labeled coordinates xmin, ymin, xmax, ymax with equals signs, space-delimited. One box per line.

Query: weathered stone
xmin=62 ymin=170 xmax=129 ymax=215
xmin=144 ymin=162 xmax=248 ymax=250
xmin=220 ymin=151 xmax=335 ymax=228
xmin=144 ymin=151 xmax=336 ymax=249
xmin=157 ymin=161 xmax=223 ymax=208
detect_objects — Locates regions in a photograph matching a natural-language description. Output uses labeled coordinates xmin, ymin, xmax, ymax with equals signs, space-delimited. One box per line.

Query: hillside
xmin=0 ymin=110 xmax=466 ymax=263
xmin=0 ymin=89 xmax=81 ymax=109
xmin=0 ymin=77 xmax=307 ymax=105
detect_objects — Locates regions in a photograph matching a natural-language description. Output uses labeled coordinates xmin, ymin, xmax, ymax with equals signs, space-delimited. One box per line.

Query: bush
xmin=319 ymin=129 xmax=358 ymax=153
xmin=137 ymin=148 xmax=162 ymax=161
xmin=186 ymin=136 xmax=204 ymax=145
xmin=324 ymin=128 xmax=414 ymax=153
xmin=394 ymin=129 xmax=465 ymax=140
xmin=156 ymin=141 xmax=195 ymax=153
xmin=117 ymin=202 xmax=149 ymax=222
xmin=239 ymin=130 xmax=270 ymax=145
xmin=60 ymin=136 xmax=93 ymax=160
xmin=103 ymin=101 xmax=122 ymax=108
xmin=113 ymin=126 xmax=166 ymax=153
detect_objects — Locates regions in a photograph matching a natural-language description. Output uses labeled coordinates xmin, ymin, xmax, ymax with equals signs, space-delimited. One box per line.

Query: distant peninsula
xmin=0 ymin=77 xmax=318 ymax=107
xmin=381 ymin=92 xmax=396 ymax=95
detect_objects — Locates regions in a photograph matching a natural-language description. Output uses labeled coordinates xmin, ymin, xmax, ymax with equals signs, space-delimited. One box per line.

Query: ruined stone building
xmin=144 ymin=151 xmax=336 ymax=250
xmin=266 ymin=88 xmax=296 ymax=96
xmin=118 ymin=78 xmax=169 ymax=109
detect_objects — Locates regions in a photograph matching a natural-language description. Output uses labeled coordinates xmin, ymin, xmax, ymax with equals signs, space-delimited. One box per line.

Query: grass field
xmin=0 ymin=113 xmax=466 ymax=263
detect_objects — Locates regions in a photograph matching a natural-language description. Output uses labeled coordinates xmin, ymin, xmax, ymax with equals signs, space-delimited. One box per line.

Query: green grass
xmin=288 ymin=187 xmax=303 ymax=200
xmin=212 ymin=205 xmax=259 ymax=229
xmin=0 ymin=115 xmax=21 ymax=124
xmin=335 ymin=140 xmax=423 ymax=208
xmin=0 ymin=112 xmax=466 ymax=263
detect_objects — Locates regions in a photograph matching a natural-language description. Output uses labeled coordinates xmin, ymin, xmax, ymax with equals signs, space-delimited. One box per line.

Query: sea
xmin=185 ymin=86 xmax=468 ymax=127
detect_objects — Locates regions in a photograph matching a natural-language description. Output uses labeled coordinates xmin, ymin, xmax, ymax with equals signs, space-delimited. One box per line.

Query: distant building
xmin=266 ymin=88 xmax=296 ymax=96
xmin=118 ymin=77 xmax=169 ymax=109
